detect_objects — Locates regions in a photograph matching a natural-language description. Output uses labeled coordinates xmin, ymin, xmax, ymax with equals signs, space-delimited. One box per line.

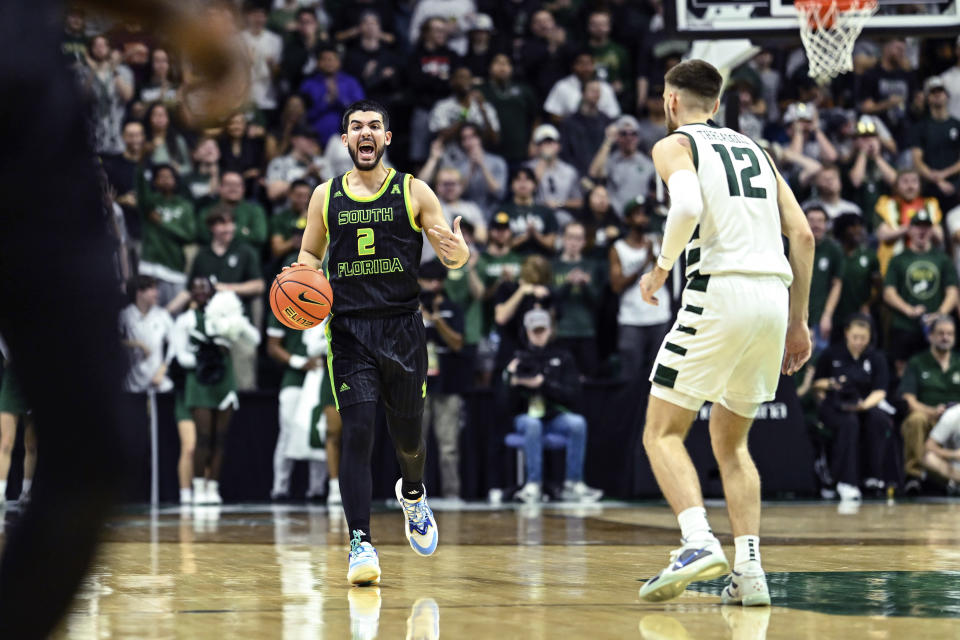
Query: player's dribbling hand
xmin=282 ymin=262 xmax=306 ymax=271
xmin=782 ymin=321 xmax=812 ymax=375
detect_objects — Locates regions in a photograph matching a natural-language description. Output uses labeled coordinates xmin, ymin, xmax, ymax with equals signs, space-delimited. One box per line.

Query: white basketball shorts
xmin=649 ymin=273 xmax=789 ymax=418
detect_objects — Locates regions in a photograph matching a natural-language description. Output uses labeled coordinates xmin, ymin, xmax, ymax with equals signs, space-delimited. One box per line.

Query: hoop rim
xmin=794 ymin=0 xmax=878 ymax=12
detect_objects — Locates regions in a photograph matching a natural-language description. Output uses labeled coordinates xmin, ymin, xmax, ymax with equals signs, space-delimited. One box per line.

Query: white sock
xmin=207 ymin=479 xmax=219 ymax=493
xmin=193 ymin=478 xmax=205 ymax=494
xmin=734 ymin=535 xmax=761 ymax=571
xmin=677 ymin=506 xmax=714 ymax=542
xmin=180 ymin=488 xmax=193 ymax=503
xmin=21 ymin=478 xmax=32 ymax=494
xmin=0 ymin=479 xmax=7 ymax=498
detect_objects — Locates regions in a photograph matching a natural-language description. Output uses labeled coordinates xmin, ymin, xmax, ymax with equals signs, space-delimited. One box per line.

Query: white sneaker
xmin=516 ymin=482 xmax=541 ymax=504
xmin=836 ymin=482 xmax=862 ymax=501
xmin=327 ymin=479 xmax=342 ymax=506
xmin=721 ymin=566 xmax=771 ymax=606
xmin=206 ymin=480 xmax=223 ymax=505
xmin=348 ymin=585 xmax=381 ymax=640
xmin=347 ymin=532 xmax=381 ymax=586
xmin=639 ymin=537 xmax=730 ymax=602
xmin=180 ymin=488 xmax=193 ymax=505
xmin=562 ymin=480 xmax=603 ymax=503
xmin=192 ymin=478 xmax=207 ymax=504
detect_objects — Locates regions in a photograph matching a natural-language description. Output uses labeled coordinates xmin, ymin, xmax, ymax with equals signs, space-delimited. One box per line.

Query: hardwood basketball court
xmin=3 ymin=500 xmax=956 ymax=638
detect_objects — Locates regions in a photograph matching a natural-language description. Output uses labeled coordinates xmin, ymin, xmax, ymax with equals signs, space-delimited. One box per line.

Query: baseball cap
xmin=532 ymin=123 xmax=560 ymax=144
xmin=615 ymin=115 xmax=640 ymax=132
xmin=911 ymin=208 xmax=933 ymax=226
xmin=467 ymin=13 xmax=494 ymax=32
xmin=523 ymin=308 xmax=551 ymax=331
xmin=623 ymin=195 xmax=647 ymax=215
xmin=490 ymin=211 xmax=511 ymax=230
xmin=924 ymin=76 xmax=947 ymax=94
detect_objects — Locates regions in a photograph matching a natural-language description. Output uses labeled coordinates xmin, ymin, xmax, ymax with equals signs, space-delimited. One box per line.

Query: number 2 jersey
xmin=322 ymin=168 xmax=423 ymax=316
xmin=671 ymin=121 xmax=793 ymax=288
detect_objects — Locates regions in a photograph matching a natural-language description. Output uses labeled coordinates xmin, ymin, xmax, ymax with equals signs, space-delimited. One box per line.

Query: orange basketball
xmin=270 ymin=266 xmax=333 ymax=330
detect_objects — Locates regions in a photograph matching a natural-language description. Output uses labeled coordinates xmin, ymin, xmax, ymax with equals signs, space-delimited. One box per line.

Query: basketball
xmin=270 ymin=266 xmax=333 ymax=330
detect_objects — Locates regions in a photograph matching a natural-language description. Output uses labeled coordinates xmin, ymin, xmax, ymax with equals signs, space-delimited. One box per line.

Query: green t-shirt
xmin=139 ymin=191 xmax=196 ymax=272
xmin=270 ymin=207 xmax=309 ymax=240
xmin=810 ymin=238 xmax=845 ymax=325
xmin=190 ymin=241 xmax=262 ymax=286
xmin=551 ymin=257 xmax=602 ymax=338
xmin=911 ymin=116 xmax=960 ymax=171
xmin=884 ymin=248 xmax=959 ymax=332
xmin=590 ymin=41 xmax=631 ymax=89
xmin=481 ymin=81 xmax=539 ymax=163
xmin=198 ymin=201 xmax=269 ymax=249
xmin=899 ymin=350 xmax=960 ymax=407
xmin=475 ymin=250 xmax=523 ymax=336
xmin=266 ymin=313 xmax=308 ymax=389
xmin=834 ymin=246 xmax=879 ymax=326
xmin=443 ymin=266 xmax=483 ymax=346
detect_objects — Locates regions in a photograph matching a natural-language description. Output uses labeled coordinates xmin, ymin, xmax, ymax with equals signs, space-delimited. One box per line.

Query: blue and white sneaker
xmin=347 ymin=529 xmax=381 ymax=586
xmin=638 ymin=537 xmax=729 ymax=602
xmin=395 ymin=479 xmax=439 ymax=556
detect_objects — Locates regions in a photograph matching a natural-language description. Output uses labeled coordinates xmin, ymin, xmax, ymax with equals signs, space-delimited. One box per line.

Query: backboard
xmin=669 ymin=0 xmax=960 ymax=37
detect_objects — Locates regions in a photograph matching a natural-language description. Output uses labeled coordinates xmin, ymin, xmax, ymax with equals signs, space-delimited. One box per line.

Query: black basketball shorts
xmin=325 ymin=312 xmax=427 ymax=417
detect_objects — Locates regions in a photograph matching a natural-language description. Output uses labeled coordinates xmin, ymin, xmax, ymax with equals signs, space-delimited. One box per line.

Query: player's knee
xmin=564 ymin=413 xmax=587 ymax=435
xmin=0 ymin=437 xmax=12 ymax=455
xmin=516 ymin=415 xmax=541 ymax=437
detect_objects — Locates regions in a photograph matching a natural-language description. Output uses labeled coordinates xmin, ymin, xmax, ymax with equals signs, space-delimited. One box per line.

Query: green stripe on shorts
xmin=665 ymin=342 xmax=687 ymax=356
xmin=324 ymin=320 xmax=340 ymax=411
xmin=676 ymin=325 xmax=697 ymax=335
xmin=687 ymin=247 xmax=700 ymax=266
xmin=687 ymin=271 xmax=710 ymax=292
xmin=653 ymin=364 xmax=679 ymax=388
xmin=684 ymin=305 xmax=703 ymax=315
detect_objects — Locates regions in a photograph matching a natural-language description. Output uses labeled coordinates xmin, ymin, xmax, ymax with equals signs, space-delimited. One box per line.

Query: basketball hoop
xmin=796 ymin=0 xmax=878 ymax=86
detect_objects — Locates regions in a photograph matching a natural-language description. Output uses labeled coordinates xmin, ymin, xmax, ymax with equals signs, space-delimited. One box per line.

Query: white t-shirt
xmin=931 ymin=404 xmax=960 ymax=471
xmin=941 ymin=66 xmax=960 ymax=122
xmin=614 ymin=238 xmax=671 ymax=327
xmin=544 ymin=75 xmax=621 ymax=119
xmin=606 ymin=149 xmax=655 ymax=217
xmin=241 ymin=28 xmax=283 ymax=110
xmin=408 ymin=0 xmax=476 ymax=56
xmin=673 ymin=123 xmax=794 ymax=286
xmin=119 ymin=304 xmax=174 ymax=392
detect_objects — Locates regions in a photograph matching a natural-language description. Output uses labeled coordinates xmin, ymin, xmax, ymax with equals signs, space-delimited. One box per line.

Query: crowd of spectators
xmin=38 ymin=2 xmax=960 ymax=502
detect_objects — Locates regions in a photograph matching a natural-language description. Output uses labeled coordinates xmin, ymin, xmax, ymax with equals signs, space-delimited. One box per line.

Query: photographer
xmin=812 ymin=314 xmax=892 ymax=501
xmin=507 ymin=309 xmax=602 ymax=504
xmin=420 ymin=260 xmax=471 ymax=499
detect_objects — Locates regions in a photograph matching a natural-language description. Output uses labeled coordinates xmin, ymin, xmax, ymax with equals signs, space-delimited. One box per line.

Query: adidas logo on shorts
xmin=339 ymin=382 xmax=351 ymax=393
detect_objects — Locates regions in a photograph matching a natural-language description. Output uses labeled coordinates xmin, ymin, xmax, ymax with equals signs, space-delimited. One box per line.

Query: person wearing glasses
xmin=587 ymin=115 xmax=656 ymax=217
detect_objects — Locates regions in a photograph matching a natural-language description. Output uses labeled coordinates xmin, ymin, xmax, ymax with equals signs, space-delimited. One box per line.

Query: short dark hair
xmin=289 ymin=179 xmax=311 ymax=192
xmin=664 ymin=59 xmax=723 ymax=108
xmin=152 ymin=163 xmax=179 ymax=186
xmin=510 ymin=166 xmax=537 ymax=183
xmin=296 ymin=7 xmax=316 ymax=21
xmin=206 ymin=204 xmax=234 ymax=227
xmin=341 ymin=99 xmax=390 ymax=134
xmin=127 ymin=275 xmax=157 ymax=301
xmin=845 ymin=312 xmax=872 ymax=334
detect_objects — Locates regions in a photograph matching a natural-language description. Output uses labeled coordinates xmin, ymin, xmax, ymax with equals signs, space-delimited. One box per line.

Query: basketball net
xmin=796 ymin=0 xmax=878 ymax=86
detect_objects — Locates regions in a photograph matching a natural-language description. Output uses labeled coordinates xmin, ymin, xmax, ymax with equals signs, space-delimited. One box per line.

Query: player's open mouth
xmin=358 ymin=141 xmax=375 ymax=160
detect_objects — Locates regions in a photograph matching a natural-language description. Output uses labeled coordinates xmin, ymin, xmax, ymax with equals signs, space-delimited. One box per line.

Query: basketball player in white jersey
xmin=636 ymin=60 xmax=814 ymax=606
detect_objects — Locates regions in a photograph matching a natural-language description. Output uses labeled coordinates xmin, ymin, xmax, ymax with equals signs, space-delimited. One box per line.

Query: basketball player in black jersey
xmin=294 ymin=99 xmax=469 ymax=585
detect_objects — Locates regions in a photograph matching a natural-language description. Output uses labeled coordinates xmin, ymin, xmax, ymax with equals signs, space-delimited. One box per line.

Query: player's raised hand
xmin=782 ymin=321 xmax=812 ymax=375
xmin=428 ymin=216 xmax=470 ymax=268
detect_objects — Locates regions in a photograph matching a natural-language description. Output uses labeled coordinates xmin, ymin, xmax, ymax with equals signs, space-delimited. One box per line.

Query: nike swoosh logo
xmin=298 ymin=292 xmax=325 ymax=305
